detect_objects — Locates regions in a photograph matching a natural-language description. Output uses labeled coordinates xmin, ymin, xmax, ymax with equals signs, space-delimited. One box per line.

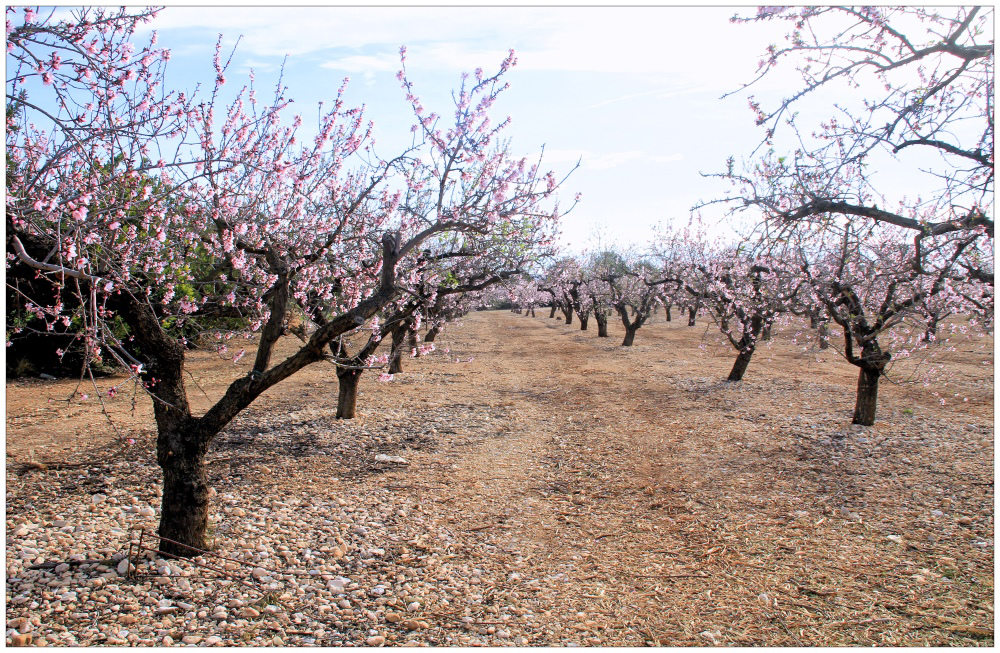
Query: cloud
xmin=585 ymin=151 xmax=645 ymax=170
xmin=320 ymin=54 xmax=398 ymax=74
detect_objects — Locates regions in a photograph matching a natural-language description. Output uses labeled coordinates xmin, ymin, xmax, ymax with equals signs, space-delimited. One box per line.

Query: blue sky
xmin=137 ymin=6 xmax=804 ymax=250
xmin=134 ymin=4 xmax=805 ymax=252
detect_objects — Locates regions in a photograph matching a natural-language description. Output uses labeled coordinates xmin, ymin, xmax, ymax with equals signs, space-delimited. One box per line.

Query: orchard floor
xmin=5 ymin=310 xmax=995 ymax=647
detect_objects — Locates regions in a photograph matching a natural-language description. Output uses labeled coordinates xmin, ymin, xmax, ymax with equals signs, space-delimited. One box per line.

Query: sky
xmin=130 ymin=3 xmax=808 ymax=253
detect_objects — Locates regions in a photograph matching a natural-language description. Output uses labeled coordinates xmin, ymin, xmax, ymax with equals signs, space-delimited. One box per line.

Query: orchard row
xmin=5 ymin=7 xmax=992 ymax=557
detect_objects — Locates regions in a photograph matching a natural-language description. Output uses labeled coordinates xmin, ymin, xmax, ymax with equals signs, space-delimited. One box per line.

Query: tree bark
xmin=818 ymin=321 xmax=830 ymax=349
xmin=923 ymin=314 xmax=940 ymax=342
xmin=579 ymin=313 xmax=589 ymax=331
xmin=424 ymin=324 xmax=441 ymax=343
xmin=157 ymin=429 xmax=212 ymax=557
xmin=593 ymin=311 xmax=609 ymax=337
xmin=687 ymin=306 xmax=697 ymax=326
xmin=562 ymin=305 xmax=573 ymax=325
xmin=408 ymin=326 xmax=420 ymax=357
xmin=665 ymin=304 xmax=672 ymax=322
xmin=549 ymin=304 xmax=557 ymax=318
xmin=852 ymin=365 xmax=881 ymax=426
xmin=727 ymin=349 xmax=754 ymax=382
xmin=388 ymin=324 xmax=407 ymax=375
xmin=622 ymin=327 xmax=637 ymax=347
xmin=336 ymin=367 xmax=363 ymax=419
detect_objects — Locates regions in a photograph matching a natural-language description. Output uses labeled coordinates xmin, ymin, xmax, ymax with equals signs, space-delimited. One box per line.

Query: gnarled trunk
xmin=579 ymin=312 xmax=589 ymax=331
xmin=851 ymin=342 xmax=890 ymax=426
xmin=562 ymin=305 xmax=573 ymax=325
xmin=622 ymin=327 xmax=637 ymax=347
xmin=549 ymin=304 xmax=557 ymax=318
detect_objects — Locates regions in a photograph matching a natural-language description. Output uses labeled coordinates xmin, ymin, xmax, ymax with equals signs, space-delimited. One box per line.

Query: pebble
xmin=366 ymin=635 xmax=386 ymax=646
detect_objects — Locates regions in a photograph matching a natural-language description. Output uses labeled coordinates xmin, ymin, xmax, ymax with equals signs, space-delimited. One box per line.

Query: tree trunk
xmin=852 ymin=365 xmax=880 ymax=426
xmin=408 ymin=327 xmax=420 ymax=358
xmin=424 ymin=324 xmax=440 ymax=343
xmin=818 ymin=321 xmax=829 ymax=350
xmin=157 ymin=426 xmax=210 ymax=557
xmin=622 ymin=327 xmax=637 ymax=347
xmin=388 ymin=323 xmax=408 ymax=374
xmin=687 ymin=306 xmax=697 ymax=327
xmin=336 ymin=367 xmax=363 ymax=419
xmin=665 ymin=305 xmax=672 ymax=322
xmin=760 ymin=325 xmax=772 ymax=341
xmin=579 ymin=313 xmax=589 ymax=331
xmin=594 ymin=311 xmax=609 ymax=337
xmin=529 ymin=306 xmax=535 ymax=317
xmin=549 ymin=304 xmax=557 ymax=318
xmin=727 ymin=349 xmax=754 ymax=382
xmin=562 ymin=306 xmax=573 ymax=325
xmin=923 ymin=315 xmax=940 ymax=343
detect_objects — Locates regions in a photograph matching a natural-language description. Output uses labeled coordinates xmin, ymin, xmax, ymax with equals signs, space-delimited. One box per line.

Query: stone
xmin=181 ymin=635 xmax=202 ymax=645
xmin=366 ymin=635 xmax=385 ymax=646
xmin=9 ymin=634 xmax=32 ymax=646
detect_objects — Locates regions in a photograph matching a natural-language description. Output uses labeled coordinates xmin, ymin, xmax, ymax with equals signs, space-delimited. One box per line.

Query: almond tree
xmin=6 ymin=9 xmax=572 ymax=555
xmin=598 ymin=250 xmax=674 ymax=347
xmin=707 ymin=6 xmax=993 ymax=280
xmin=700 ymin=252 xmax=802 ymax=381
xmin=794 ymin=221 xmax=981 ymax=425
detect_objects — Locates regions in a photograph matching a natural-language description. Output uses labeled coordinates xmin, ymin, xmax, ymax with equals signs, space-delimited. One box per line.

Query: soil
xmin=5 ymin=309 xmax=995 ymax=646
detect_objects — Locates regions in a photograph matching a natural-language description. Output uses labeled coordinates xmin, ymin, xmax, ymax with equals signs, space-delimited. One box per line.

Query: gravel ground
xmin=6 ymin=310 xmax=994 ymax=646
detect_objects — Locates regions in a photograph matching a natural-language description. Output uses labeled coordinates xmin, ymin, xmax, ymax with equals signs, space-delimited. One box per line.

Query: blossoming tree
xmin=6 ymin=8 xmax=572 ymax=555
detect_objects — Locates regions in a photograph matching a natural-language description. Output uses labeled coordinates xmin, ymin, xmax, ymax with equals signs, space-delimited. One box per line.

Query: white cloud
xmin=320 ymin=54 xmax=398 ymax=74
xmin=585 ymin=151 xmax=645 ymax=170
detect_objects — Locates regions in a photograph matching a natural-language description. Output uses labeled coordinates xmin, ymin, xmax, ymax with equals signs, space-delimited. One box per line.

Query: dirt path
xmin=6 ymin=310 xmax=994 ymax=646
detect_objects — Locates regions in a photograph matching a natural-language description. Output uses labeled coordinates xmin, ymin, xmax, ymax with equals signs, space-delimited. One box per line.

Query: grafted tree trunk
xmin=851 ymin=343 xmax=891 ymax=426
xmin=852 ymin=365 xmax=881 ymax=426
xmin=158 ymin=430 xmax=212 ymax=557
xmin=336 ymin=367 xmax=363 ymax=419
